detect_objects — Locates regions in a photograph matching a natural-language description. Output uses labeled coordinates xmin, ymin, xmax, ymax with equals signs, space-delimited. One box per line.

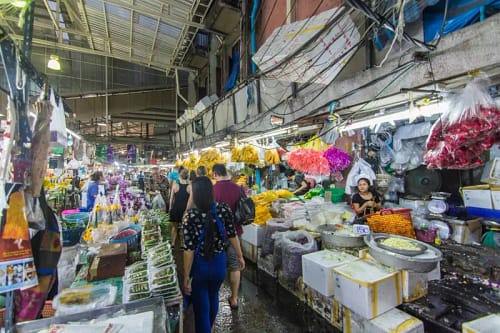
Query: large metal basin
xmin=319 ymin=224 xmax=365 ymax=248
xmin=364 ymin=233 xmax=442 ymax=273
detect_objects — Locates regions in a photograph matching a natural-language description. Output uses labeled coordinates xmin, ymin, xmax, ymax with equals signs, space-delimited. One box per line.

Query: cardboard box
xmin=242 ymin=223 xmax=265 ymax=247
xmin=333 ymin=259 xmax=402 ymax=319
xmin=401 ymin=270 xmax=428 ymax=302
xmin=302 ymin=249 xmax=359 ymax=297
xmin=88 ymin=243 xmax=127 ymax=281
xmin=304 ymin=286 xmax=343 ymax=330
xmin=462 ymin=314 xmax=500 ymax=333
xmin=448 ymin=218 xmax=482 ymax=244
xmin=365 ymin=308 xmax=424 ymax=333
xmin=462 ymin=185 xmax=493 ymax=209
xmin=241 ymin=240 xmax=257 ymax=263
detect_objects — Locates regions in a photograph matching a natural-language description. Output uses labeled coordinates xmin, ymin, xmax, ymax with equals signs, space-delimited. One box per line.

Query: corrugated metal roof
xmin=0 ymin=0 xmax=214 ymax=74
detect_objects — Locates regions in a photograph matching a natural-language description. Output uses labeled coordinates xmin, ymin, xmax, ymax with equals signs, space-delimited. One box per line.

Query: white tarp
xmin=253 ymin=7 xmax=360 ymax=85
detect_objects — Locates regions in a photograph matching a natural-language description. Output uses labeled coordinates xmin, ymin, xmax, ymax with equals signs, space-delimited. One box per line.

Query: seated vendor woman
xmin=351 ymin=176 xmax=381 ymax=217
xmin=293 ymin=173 xmax=311 ymax=196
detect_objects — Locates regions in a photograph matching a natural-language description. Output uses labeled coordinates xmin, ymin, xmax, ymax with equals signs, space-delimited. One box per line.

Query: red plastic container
xmin=415 ymin=228 xmax=437 ymax=243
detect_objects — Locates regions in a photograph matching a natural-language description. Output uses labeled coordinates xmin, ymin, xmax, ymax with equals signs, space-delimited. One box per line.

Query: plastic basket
xmin=61 ymin=209 xmax=80 ymax=217
xmin=62 ymin=227 xmax=85 ymax=247
xmin=326 ymin=188 xmax=345 ymax=203
xmin=110 ymin=227 xmax=140 ymax=251
xmin=62 ymin=212 xmax=89 ymax=227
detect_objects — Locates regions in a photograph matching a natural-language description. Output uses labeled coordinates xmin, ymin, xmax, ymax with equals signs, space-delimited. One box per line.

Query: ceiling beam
xmin=77 ymin=0 xmax=95 ymax=50
xmin=8 ymin=34 xmax=198 ymax=73
xmin=149 ymin=5 xmax=162 ymax=66
xmin=123 ymin=112 xmax=176 ymax=118
xmin=43 ymin=0 xmax=60 ymax=39
xmin=111 ymin=115 xmax=176 ymax=123
xmin=61 ymin=0 xmax=85 ymax=28
xmin=129 ymin=0 xmax=133 ymax=58
xmin=101 ymin=0 xmax=224 ymax=36
xmin=102 ymin=0 xmax=112 ymax=53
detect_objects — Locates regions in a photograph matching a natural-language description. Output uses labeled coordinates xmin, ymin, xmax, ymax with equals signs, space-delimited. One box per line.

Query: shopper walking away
xmin=212 ymin=163 xmax=245 ymax=309
xmin=170 ymin=168 xmax=190 ymax=248
xmin=186 ymin=165 xmax=208 ymax=210
xmin=183 ymin=176 xmax=245 ymax=333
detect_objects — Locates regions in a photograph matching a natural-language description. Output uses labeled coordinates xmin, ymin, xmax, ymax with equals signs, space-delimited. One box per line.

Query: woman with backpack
xmin=183 ymin=176 xmax=245 ymax=333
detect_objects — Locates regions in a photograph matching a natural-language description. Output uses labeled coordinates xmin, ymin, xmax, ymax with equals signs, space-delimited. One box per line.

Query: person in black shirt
xmin=351 ymin=176 xmax=381 ymax=217
xmin=183 ymin=176 xmax=244 ymax=333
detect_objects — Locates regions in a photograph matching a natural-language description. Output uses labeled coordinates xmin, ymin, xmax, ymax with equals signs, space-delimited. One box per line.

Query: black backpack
xmin=234 ymin=187 xmax=255 ymax=226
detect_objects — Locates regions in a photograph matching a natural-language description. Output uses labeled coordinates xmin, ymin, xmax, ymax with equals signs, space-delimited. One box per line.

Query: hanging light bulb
xmin=47 ymin=55 xmax=61 ymax=70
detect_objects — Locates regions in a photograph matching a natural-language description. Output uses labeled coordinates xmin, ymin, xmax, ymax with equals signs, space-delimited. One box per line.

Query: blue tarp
xmin=224 ymin=50 xmax=240 ymax=92
xmin=423 ymin=0 xmax=500 ymax=42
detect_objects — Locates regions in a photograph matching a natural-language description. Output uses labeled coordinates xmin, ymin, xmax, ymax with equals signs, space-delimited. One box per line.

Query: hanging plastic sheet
xmin=224 ymin=50 xmax=240 ymax=92
xmin=423 ymin=0 xmax=500 ymax=43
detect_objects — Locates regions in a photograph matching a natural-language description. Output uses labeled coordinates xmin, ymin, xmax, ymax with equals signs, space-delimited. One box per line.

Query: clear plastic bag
xmin=24 ymin=192 xmax=46 ymax=230
xmin=281 ymin=230 xmax=318 ymax=281
xmin=53 ymin=284 xmax=117 ymax=316
xmin=425 ymin=78 xmax=500 ymax=169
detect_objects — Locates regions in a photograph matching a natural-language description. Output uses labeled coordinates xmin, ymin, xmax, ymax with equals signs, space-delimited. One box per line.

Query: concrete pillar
xmin=209 ymin=35 xmax=218 ymax=95
xmin=188 ymin=72 xmax=197 ymax=106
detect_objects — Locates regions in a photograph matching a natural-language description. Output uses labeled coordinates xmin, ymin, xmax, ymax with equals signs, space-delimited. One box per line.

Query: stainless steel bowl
xmin=364 ymin=233 xmax=442 ymax=273
xmin=320 ymin=225 xmax=366 ymax=248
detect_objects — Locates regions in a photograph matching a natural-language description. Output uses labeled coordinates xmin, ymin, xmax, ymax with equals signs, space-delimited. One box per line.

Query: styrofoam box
xmin=302 ymin=249 xmax=359 ymax=297
xmin=401 ymin=270 xmax=428 ymax=302
xmin=343 ymin=307 xmax=366 ymax=333
xmin=241 ymin=240 xmax=257 ymax=263
xmin=491 ymin=188 xmax=500 ymax=209
xmin=241 ymin=223 xmax=265 ymax=247
xmin=427 ymin=261 xmax=441 ymax=281
xmin=462 ymin=313 xmax=500 ymax=333
xmin=333 ymin=259 xmax=402 ymax=319
xmin=344 ymin=308 xmax=424 ymax=333
xmin=365 ymin=308 xmax=424 ymax=333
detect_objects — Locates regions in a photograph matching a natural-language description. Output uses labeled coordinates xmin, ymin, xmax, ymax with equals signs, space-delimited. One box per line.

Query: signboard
xmin=0 ymin=184 xmax=38 ymax=293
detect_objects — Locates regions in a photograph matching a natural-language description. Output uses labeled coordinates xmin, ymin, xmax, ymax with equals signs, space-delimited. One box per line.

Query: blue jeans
xmin=191 ymin=251 xmax=227 ymax=333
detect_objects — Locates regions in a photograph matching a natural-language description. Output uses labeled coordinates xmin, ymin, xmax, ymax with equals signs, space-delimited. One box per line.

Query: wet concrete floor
xmin=181 ymin=262 xmax=337 ymax=333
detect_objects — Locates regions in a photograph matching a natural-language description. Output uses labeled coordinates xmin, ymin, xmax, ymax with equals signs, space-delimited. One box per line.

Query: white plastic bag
xmin=345 ymin=158 xmax=376 ymax=195
xmin=49 ymin=89 xmax=67 ymax=148
xmin=152 ymin=193 xmax=166 ymax=210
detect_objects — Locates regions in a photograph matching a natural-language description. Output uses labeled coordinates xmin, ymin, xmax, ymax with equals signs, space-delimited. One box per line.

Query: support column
xmin=188 ymin=72 xmax=197 ymax=106
xmin=209 ymin=35 xmax=218 ymax=95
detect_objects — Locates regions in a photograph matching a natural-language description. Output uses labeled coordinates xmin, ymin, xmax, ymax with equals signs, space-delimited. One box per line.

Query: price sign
xmin=353 ymin=224 xmax=370 ymax=235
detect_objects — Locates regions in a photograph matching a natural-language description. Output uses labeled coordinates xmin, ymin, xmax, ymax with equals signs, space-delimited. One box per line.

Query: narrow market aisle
xmin=175 ymin=248 xmax=335 ymax=333
xmin=183 ymin=274 xmax=304 ymax=333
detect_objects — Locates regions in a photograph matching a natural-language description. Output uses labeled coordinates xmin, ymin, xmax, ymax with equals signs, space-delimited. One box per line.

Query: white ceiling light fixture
xmin=97 ymin=122 xmax=107 ymax=127
xmin=10 ymin=1 xmax=26 ymax=8
xmin=47 ymin=55 xmax=61 ymax=71
xmin=66 ymin=128 xmax=82 ymax=140
xmin=341 ymin=101 xmax=448 ymax=132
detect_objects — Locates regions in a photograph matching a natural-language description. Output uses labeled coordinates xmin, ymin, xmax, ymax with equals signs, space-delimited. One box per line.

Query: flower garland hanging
xmin=323 ymin=147 xmax=351 ymax=173
xmin=287 ymin=148 xmax=330 ymax=176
